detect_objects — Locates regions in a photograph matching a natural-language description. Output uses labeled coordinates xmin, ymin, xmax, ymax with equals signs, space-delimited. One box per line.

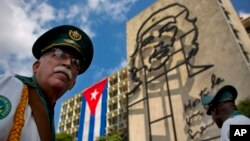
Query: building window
xmin=246 ymin=27 xmax=250 ymax=34
xmin=75 ymin=131 xmax=78 ymax=138
xmin=108 ymin=117 xmax=118 ymax=125
xmin=73 ymin=119 xmax=79 ymax=126
xmin=77 ymin=97 xmax=82 ymax=103
xmin=119 ymin=84 xmax=128 ymax=93
xmin=68 ymin=112 xmax=73 ymax=118
xmin=66 ymin=123 xmax=71 ymax=129
xmin=59 ymin=126 xmax=64 ymax=132
xmin=75 ymin=107 xmax=80 ymax=114
xmin=63 ymin=105 xmax=67 ymax=111
xmin=110 ymin=76 xmax=118 ymax=85
xmin=61 ymin=115 xmax=66 ymax=121
xmin=120 ymin=74 xmax=127 ymax=80
xmin=69 ymin=101 xmax=74 ymax=107
xmin=119 ymin=99 xmax=127 ymax=107
xmin=110 ymin=90 xmax=118 ymax=98
xmin=109 ymin=103 xmax=118 ymax=111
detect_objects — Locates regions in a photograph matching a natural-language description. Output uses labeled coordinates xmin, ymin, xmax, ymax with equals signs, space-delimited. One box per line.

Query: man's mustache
xmin=53 ymin=66 xmax=72 ymax=80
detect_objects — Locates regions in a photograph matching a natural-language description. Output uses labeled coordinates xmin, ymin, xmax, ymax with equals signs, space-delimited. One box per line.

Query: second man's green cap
xmin=201 ymin=85 xmax=237 ymax=115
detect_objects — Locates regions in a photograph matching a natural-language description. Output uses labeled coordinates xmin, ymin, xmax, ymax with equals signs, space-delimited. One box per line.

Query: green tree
xmin=56 ymin=132 xmax=74 ymax=141
xmin=237 ymin=98 xmax=250 ymax=118
xmin=95 ymin=129 xmax=127 ymax=141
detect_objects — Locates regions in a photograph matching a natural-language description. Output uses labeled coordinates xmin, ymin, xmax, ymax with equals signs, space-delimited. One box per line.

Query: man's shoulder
xmin=0 ymin=72 xmax=35 ymax=88
xmin=0 ymin=72 xmax=19 ymax=84
xmin=0 ymin=72 xmax=24 ymax=95
xmin=225 ymin=114 xmax=250 ymax=125
xmin=233 ymin=115 xmax=250 ymax=124
xmin=15 ymin=74 xmax=34 ymax=86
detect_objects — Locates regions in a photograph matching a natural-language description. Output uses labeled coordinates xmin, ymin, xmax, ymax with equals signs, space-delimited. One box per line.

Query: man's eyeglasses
xmin=48 ymin=48 xmax=82 ymax=72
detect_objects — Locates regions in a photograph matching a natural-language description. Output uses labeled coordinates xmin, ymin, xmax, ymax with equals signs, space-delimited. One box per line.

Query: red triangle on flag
xmin=83 ymin=78 xmax=108 ymax=116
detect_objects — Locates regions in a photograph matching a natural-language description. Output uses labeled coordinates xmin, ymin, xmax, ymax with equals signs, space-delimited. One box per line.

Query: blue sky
xmin=0 ymin=0 xmax=249 ymax=132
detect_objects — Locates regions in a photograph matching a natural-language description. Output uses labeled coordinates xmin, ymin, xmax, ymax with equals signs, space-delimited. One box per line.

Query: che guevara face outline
xmin=128 ymin=3 xmax=213 ymax=92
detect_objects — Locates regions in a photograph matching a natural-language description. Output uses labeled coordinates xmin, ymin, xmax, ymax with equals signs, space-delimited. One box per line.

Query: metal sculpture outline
xmin=127 ymin=3 xmax=214 ymax=141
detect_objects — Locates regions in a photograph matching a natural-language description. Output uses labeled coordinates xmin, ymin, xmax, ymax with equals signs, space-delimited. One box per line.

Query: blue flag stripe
xmin=88 ymin=115 xmax=95 ymax=141
xmin=100 ymin=83 xmax=108 ymax=136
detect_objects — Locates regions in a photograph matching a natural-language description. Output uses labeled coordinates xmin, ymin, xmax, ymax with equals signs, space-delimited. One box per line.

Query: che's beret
xmin=32 ymin=25 xmax=93 ymax=74
xmin=201 ymin=85 xmax=237 ymax=115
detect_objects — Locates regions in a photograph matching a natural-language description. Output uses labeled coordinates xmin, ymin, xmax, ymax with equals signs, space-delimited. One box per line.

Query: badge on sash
xmin=0 ymin=95 xmax=11 ymax=119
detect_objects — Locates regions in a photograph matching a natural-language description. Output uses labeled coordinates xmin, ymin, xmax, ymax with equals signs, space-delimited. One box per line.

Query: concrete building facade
xmin=57 ymin=0 xmax=250 ymax=141
xmin=126 ymin=0 xmax=250 ymax=141
xmin=58 ymin=93 xmax=82 ymax=139
xmin=107 ymin=67 xmax=128 ymax=135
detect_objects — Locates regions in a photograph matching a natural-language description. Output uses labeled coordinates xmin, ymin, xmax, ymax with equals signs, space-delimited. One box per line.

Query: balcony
xmin=108 ymin=97 xmax=118 ymax=105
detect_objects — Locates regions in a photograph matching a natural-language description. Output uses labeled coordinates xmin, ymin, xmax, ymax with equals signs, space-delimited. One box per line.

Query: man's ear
xmin=32 ymin=60 xmax=40 ymax=73
xmin=213 ymin=107 xmax=219 ymax=115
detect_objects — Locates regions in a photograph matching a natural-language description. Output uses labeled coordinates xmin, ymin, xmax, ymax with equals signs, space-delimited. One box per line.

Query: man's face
xmin=139 ymin=19 xmax=177 ymax=71
xmin=33 ymin=47 xmax=80 ymax=102
xmin=210 ymin=105 xmax=223 ymax=128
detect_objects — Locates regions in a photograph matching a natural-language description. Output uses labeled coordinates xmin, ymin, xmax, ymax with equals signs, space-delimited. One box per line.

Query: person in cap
xmin=201 ymin=85 xmax=250 ymax=141
xmin=0 ymin=25 xmax=93 ymax=141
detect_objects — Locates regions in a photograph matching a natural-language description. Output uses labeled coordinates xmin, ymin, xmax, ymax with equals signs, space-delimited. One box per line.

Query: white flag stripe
xmin=83 ymin=105 xmax=91 ymax=141
xmin=94 ymin=94 xmax=102 ymax=140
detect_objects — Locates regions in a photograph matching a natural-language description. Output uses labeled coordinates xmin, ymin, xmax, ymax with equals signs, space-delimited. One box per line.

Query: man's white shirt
xmin=221 ymin=114 xmax=250 ymax=141
xmin=0 ymin=72 xmax=40 ymax=141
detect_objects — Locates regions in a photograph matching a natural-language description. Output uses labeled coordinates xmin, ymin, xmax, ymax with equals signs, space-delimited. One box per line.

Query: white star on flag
xmin=90 ymin=89 xmax=99 ymax=100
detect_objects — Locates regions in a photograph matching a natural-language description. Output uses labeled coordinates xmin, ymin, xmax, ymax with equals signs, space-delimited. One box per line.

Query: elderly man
xmin=0 ymin=25 xmax=93 ymax=141
xmin=201 ymin=85 xmax=250 ymax=141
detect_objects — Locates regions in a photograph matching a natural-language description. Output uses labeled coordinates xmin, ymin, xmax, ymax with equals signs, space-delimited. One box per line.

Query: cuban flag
xmin=78 ymin=78 xmax=108 ymax=141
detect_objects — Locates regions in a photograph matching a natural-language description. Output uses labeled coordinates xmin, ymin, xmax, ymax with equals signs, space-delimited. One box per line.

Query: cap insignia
xmin=69 ymin=30 xmax=82 ymax=41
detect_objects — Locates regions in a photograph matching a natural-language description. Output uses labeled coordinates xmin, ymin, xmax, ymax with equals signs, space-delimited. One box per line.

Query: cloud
xmin=0 ymin=0 xmax=135 ymax=76
xmin=238 ymin=11 xmax=250 ymax=19
xmin=92 ymin=66 xmax=107 ymax=80
xmin=87 ymin=0 xmax=138 ymax=22
xmin=29 ymin=3 xmax=55 ymax=25
xmin=92 ymin=58 xmax=127 ymax=80
xmin=0 ymin=58 xmax=34 ymax=76
xmin=107 ymin=58 xmax=127 ymax=75
xmin=0 ymin=0 xmax=53 ymax=75
xmin=0 ymin=0 xmax=93 ymax=75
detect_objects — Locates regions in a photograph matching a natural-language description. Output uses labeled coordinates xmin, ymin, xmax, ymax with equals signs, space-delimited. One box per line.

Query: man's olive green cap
xmin=201 ymin=85 xmax=237 ymax=115
xmin=32 ymin=25 xmax=93 ymax=74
